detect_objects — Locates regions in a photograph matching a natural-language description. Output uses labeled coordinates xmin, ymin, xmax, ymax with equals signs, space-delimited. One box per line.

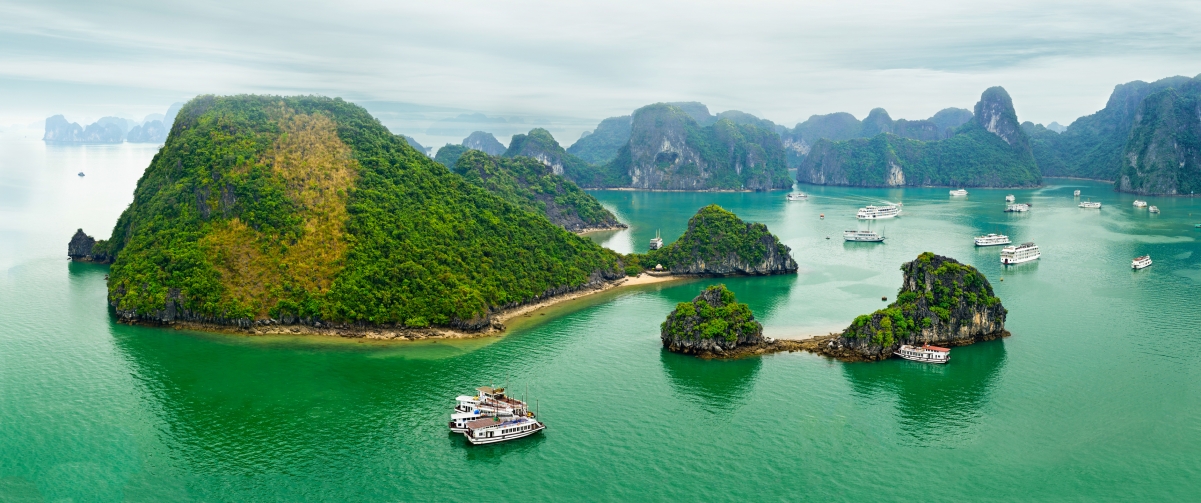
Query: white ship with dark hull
xmin=1079 ymin=200 xmax=1102 ymax=209
xmin=786 ymin=193 xmax=808 ymax=201
xmin=974 ymin=233 xmax=1012 ymax=246
xmin=1005 ymin=194 xmax=1016 ymax=202
xmin=1001 ymin=242 xmax=1041 ymax=265
xmin=844 ymin=230 xmax=885 ymax=242
xmin=1132 ymin=255 xmax=1152 ymax=270
xmin=895 ymin=344 xmax=950 ymax=364
xmin=1149 ymin=206 xmax=1160 ymax=214
xmin=949 ymin=189 xmax=968 ymax=196
xmin=1133 ymin=200 xmax=1148 ymax=208
xmin=1073 ymin=190 xmax=1081 ymax=197
xmin=1005 ymin=203 xmax=1030 ymax=212
xmin=463 ymin=415 xmax=545 ymax=445
xmin=856 ymin=204 xmax=901 ymax=220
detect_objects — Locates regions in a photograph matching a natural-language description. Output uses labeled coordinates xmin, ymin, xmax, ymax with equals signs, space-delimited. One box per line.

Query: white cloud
xmin=0 ymin=0 xmax=1198 ymax=141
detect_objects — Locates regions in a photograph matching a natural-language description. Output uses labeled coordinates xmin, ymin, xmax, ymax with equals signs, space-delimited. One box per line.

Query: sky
xmin=1 ymin=0 xmax=1199 ymax=147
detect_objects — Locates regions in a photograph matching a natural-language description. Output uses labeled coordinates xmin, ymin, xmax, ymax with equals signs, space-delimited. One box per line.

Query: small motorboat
xmin=77 ymin=172 xmax=85 ymax=177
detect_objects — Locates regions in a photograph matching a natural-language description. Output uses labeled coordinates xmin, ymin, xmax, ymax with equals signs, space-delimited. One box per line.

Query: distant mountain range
xmin=416 ymin=72 xmax=1201 ymax=194
xmin=43 ymin=102 xmax=184 ymax=144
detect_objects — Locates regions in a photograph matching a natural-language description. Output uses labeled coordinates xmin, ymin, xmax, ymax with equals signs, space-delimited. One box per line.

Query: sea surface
xmin=2 ymin=135 xmax=1200 ymax=501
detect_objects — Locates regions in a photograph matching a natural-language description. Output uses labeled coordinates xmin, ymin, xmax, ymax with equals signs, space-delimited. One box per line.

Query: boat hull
xmin=857 ymin=214 xmax=898 ymax=220
xmin=465 ymin=423 xmax=545 ymax=445
xmin=975 ymin=241 xmax=1011 ymax=247
xmin=894 ymin=352 xmax=950 ymax=364
xmin=1001 ymin=254 xmax=1040 ymax=265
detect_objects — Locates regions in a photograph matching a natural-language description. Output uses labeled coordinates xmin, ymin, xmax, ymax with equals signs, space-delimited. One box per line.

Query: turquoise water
xmin=2 ymin=135 xmax=1201 ymax=501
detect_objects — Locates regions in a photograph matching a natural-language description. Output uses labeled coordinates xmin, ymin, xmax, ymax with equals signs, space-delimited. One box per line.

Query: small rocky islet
xmin=661 ymin=253 xmax=1009 ymax=362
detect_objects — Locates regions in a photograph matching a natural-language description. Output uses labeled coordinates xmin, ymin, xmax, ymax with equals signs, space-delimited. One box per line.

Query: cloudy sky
xmin=1 ymin=0 xmax=1198 ymax=145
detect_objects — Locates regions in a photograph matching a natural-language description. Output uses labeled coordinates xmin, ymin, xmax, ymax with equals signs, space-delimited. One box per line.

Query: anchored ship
xmin=1132 ymin=255 xmax=1152 ymax=270
xmin=950 ymin=189 xmax=968 ymax=196
xmin=649 ymin=230 xmax=663 ymax=250
xmin=786 ymin=192 xmax=808 ymax=201
xmin=974 ymin=233 xmax=1012 ymax=246
xmin=1133 ymin=200 xmax=1148 ymax=208
xmin=844 ymin=230 xmax=885 ymax=242
xmin=1001 ymin=242 xmax=1041 ymax=265
xmin=1005 ymin=203 xmax=1031 ymax=212
xmin=1149 ymin=206 xmax=1160 ymax=214
xmin=1005 ymin=194 xmax=1016 ymax=202
xmin=1079 ymin=200 xmax=1102 ymax=209
xmin=1073 ymin=190 xmax=1081 ymax=197
xmin=895 ymin=344 xmax=950 ymax=364
xmin=856 ymin=204 xmax=901 ymax=220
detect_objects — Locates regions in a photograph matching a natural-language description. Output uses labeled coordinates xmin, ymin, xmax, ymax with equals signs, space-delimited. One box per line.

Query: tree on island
xmin=660 ymin=284 xmax=764 ymax=356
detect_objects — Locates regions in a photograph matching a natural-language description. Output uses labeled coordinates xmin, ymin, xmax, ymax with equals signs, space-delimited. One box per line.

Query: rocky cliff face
xmin=504 ymin=128 xmax=581 ymax=175
xmin=462 ymin=131 xmax=506 ymax=156
xmin=611 ymin=104 xmax=791 ymax=191
xmin=127 ymin=120 xmax=168 ymax=143
xmin=797 ymin=87 xmax=1040 ymax=188
xmin=43 ymin=115 xmax=84 ymax=142
xmin=974 ymin=87 xmax=1029 ymax=150
xmin=783 ymin=108 xmax=969 ymax=168
xmin=67 ymin=229 xmax=112 ymax=263
xmin=660 ymin=284 xmax=764 ymax=355
xmin=1118 ymin=85 xmax=1201 ymax=195
xmin=567 ymin=116 xmax=632 ymax=164
xmin=644 ymin=204 xmax=797 ymax=275
xmin=815 ymin=253 xmax=1008 ymax=362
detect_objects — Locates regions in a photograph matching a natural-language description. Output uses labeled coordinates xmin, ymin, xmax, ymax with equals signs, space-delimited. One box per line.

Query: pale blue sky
xmin=1 ymin=0 xmax=1198 ymax=146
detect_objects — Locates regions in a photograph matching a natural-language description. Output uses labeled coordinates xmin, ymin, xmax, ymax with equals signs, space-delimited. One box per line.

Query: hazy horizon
xmin=2 ymin=0 xmax=1199 ymax=147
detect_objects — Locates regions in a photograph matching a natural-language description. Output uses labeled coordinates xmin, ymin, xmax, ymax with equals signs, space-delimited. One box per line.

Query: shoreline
xmin=582 ymin=187 xmax=787 ymax=193
xmin=159 ymin=273 xmax=687 ymax=342
xmin=575 ymin=224 xmax=628 ymax=235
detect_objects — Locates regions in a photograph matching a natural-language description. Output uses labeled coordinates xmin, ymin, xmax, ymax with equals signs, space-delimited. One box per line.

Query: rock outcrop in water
xmin=67 ymin=229 xmax=112 ymax=262
xmin=661 ymin=284 xmax=764 ymax=356
xmin=636 ymin=204 xmax=797 ymax=275
xmin=813 ymin=252 xmax=1008 ymax=361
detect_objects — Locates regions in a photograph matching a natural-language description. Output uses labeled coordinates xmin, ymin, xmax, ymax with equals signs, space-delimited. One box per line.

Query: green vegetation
xmin=452 ymin=150 xmax=622 ymax=231
xmin=566 ymin=116 xmax=632 ymax=165
xmin=843 ymin=252 xmax=1004 ymax=347
xmin=1117 ymin=85 xmax=1201 ymax=195
xmin=100 ymin=95 xmax=621 ymax=329
xmin=626 ymin=204 xmax=795 ymax=275
xmin=589 ymin=104 xmax=791 ymax=191
xmin=660 ymin=284 xmax=760 ymax=343
xmin=433 ymin=144 xmax=469 ymax=168
xmin=799 ymin=87 xmax=1041 ymax=187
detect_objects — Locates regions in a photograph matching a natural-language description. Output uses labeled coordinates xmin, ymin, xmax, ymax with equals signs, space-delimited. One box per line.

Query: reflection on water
xmin=841 ymin=340 xmax=1007 ymax=444
xmin=659 ymin=350 xmax=762 ymax=412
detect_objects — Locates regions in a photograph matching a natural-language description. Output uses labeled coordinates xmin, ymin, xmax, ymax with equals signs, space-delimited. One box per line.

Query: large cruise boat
xmin=1149 ymin=206 xmax=1160 ymax=214
xmin=649 ymin=230 xmax=663 ymax=250
xmin=1005 ymin=194 xmax=1016 ymax=202
xmin=1073 ymin=190 xmax=1081 ymax=197
xmin=463 ymin=415 xmax=545 ymax=445
xmin=844 ymin=230 xmax=885 ymax=242
xmin=1005 ymin=203 xmax=1030 ymax=212
xmin=974 ymin=233 xmax=1012 ymax=246
xmin=1079 ymin=200 xmax=1102 ymax=209
xmin=786 ymin=192 xmax=808 ymax=201
xmin=895 ymin=344 xmax=950 ymax=364
xmin=949 ymin=189 xmax=968 ymax=196
xmin=1132 ymin=255 xmax=1152 ymax=270
xmin=1133 ymin=200 xmax=1148 ymax=208
xmin=1001 ymin=242 xmax=1041 ymax=265
xmin=856 ymin=204 xmax=901 ymax=219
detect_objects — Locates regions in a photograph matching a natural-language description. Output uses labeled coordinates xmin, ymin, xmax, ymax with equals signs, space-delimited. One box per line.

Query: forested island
xmin=69 ymin=95 xmax=792 ymax=337
xmin=660 ymin=284 xmax=765 ymax=357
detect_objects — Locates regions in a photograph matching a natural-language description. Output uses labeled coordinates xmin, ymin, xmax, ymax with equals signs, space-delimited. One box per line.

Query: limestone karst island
xmin=7 ymin=2 xmax=1201 ymax=499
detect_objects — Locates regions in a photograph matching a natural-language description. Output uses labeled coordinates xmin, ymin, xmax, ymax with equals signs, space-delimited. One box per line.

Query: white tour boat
xmin=1005 ymin=194 xmax=1016 ymax=202
xmin=463 ymin=415 xmax=545 ymax=445
xmin=974 ymin=233 xmax=1012 ymax=246
xmin=454 ymin=386 xmax=528 ymax=415
xmin=1073 ymin=190 xmax=1081 ymax=197
xmin=1079 ymin=200 xmax=1102 ymax=209
xmin=786 ymin=192 xmax=808 ymax=201
xmin=1005 ymin=203 xmax=1031 ymax=212
xmin=1001 ymin=242 xmax=1041 ymax=265
xmin=1149 ymin=206 xmax=1160 ymax=214
xmin=449 ymin=409 xmax=526 ymax=433
xmin=649 ymin=230 xmax=663 ymax=250
xmin=950 ymin=189 xmax=968 ymax=196
xmin=1132 ymin=255 xmax=1152 ymax=270
xmin=856 ymin=204 xmax=902 ymax=220
xmin=844 ymin=230 xmax=885 ymax=242
xmin=1133 ymin=200 xmax=1148 ymax=208
xmin=894 ymin=344 xmax=951 ymax=364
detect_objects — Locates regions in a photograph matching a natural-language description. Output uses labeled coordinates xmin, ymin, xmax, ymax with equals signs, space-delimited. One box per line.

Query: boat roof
xmin=924 ymin=345 xmax=951 ymax=352
xmin=476 ymin=386 xmax=503 ymax=394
